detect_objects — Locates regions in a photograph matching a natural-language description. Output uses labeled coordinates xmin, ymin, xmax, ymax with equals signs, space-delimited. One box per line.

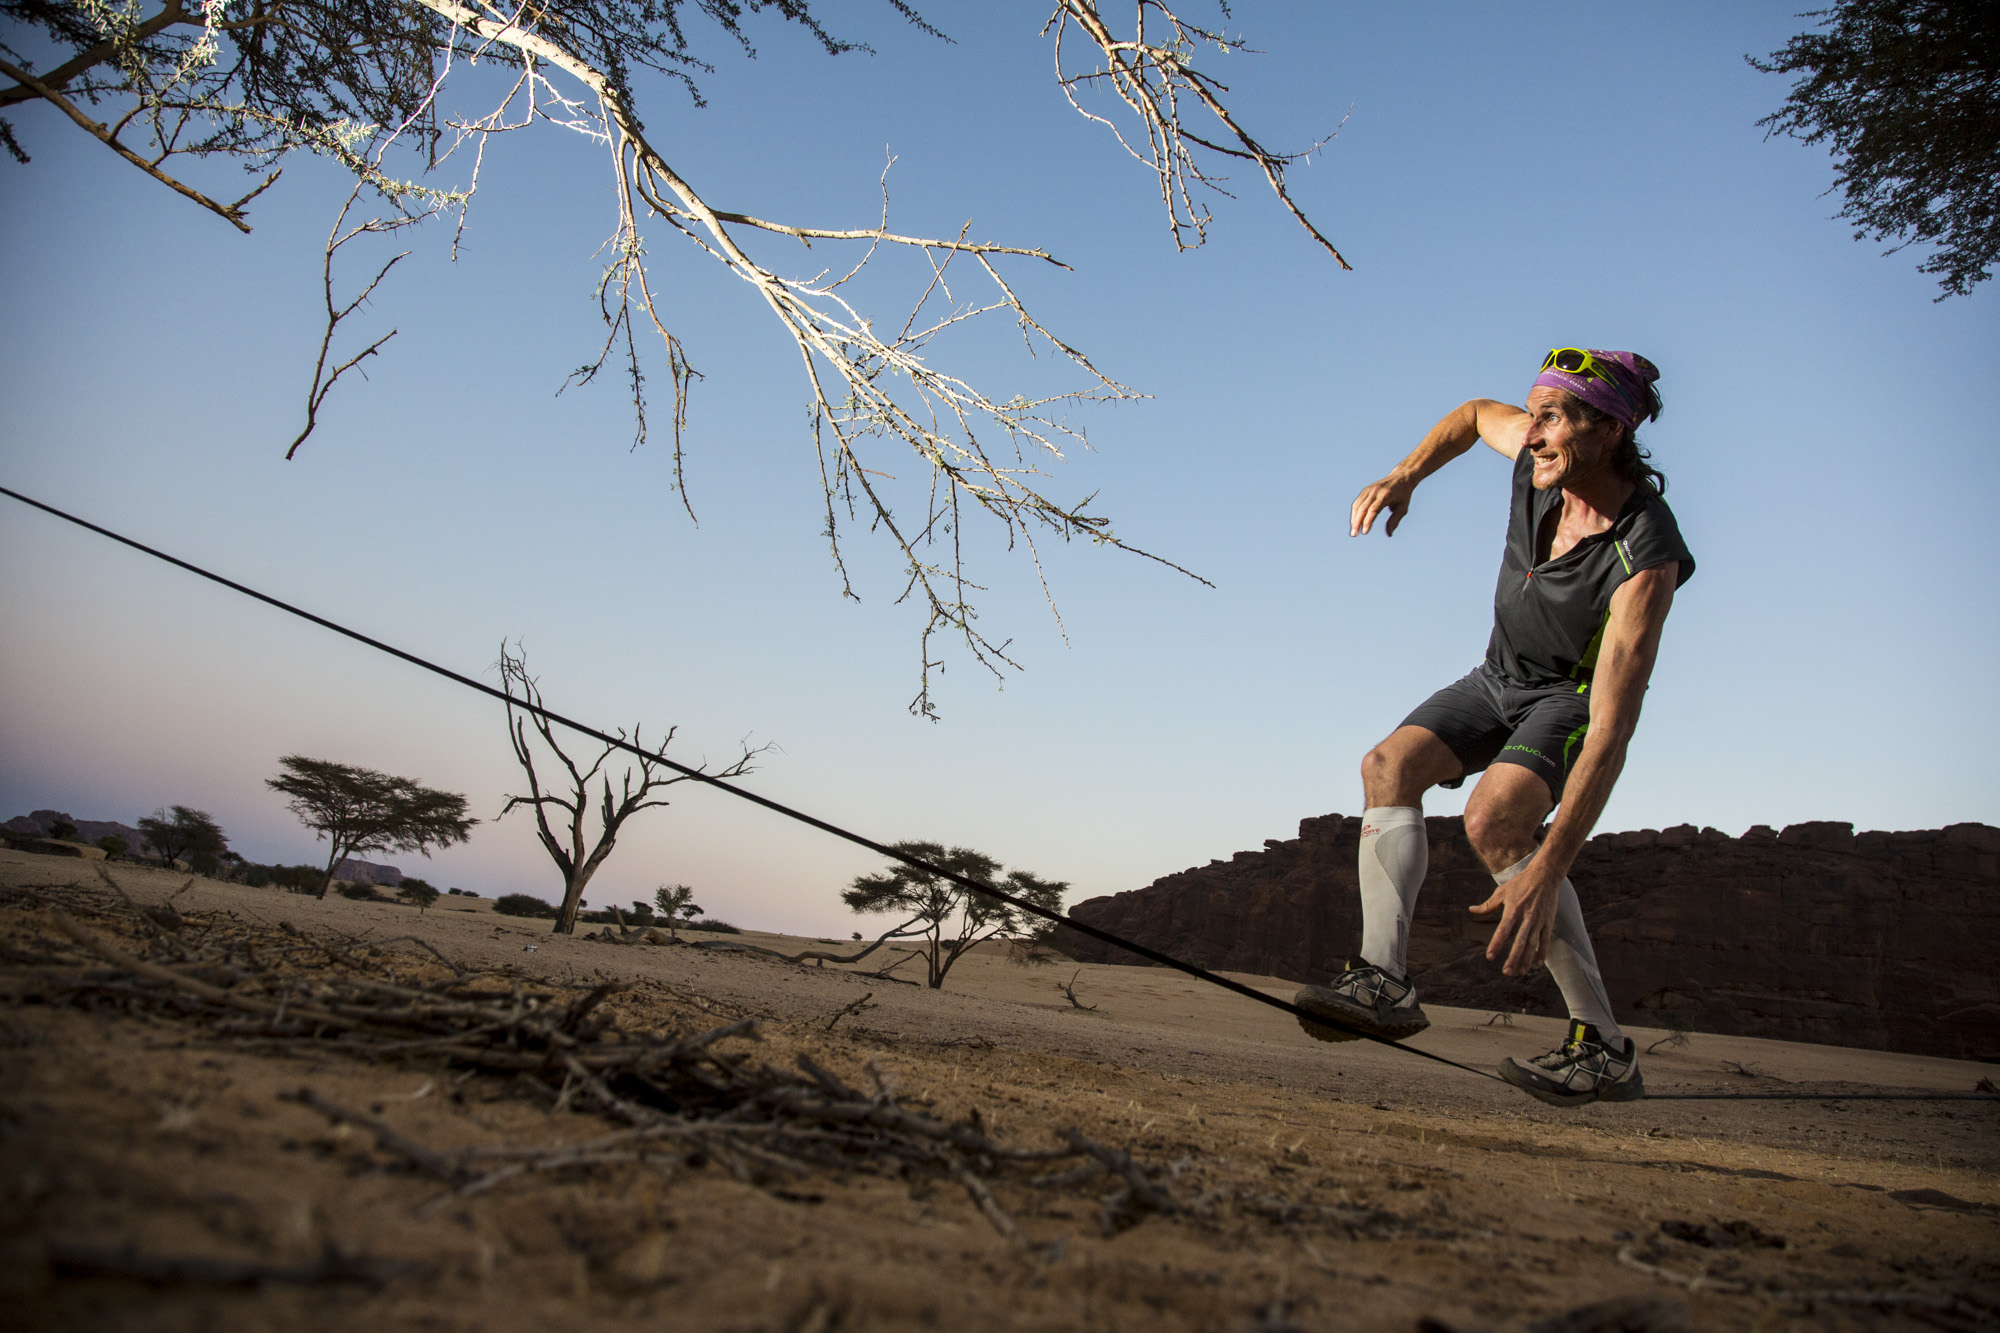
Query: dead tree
xmin=2 ymin=2 xmax=1344 ymax=715
xmin=497 ymin=642 xmax=761 ymax=934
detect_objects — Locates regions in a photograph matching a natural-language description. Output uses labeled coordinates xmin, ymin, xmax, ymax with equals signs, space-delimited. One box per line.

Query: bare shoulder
xmin=1469 ymin=399 xmax=1530 ymax=460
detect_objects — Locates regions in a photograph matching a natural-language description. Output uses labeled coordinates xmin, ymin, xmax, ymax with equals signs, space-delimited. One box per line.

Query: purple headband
xmin=1532 ymin=349 xmax=1660 ymax=430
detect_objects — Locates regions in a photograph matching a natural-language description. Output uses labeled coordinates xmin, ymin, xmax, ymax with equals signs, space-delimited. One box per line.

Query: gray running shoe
xmin=1499 ymin=1019 xmax=1646 ymax=1107
xmin=1293 ymin=959 xmax=1430 ymax=1044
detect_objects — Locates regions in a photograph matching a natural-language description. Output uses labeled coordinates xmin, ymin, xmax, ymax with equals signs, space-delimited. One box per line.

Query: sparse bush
xmin=398 ymin=881 xmax=441 ymax=913
xmin=691 ymin=919 xmax=741 ymax=934
xmin=95 ymin=835 xmax=129 ymax=860
xmin=1646 ymin=1012 xmax=1696 ymax=1055
xmin=494 ymin=893 xmax=559 ymax=919
xmin=48 ymin=819 xmax=78 ymax=842
xmin=1006 ymin=935 xmax=1064 ymax=967
xmin=337 ymin=882 xmax=390 ymax=902
xmin=235 ymin=863 xmax=324 ymax=893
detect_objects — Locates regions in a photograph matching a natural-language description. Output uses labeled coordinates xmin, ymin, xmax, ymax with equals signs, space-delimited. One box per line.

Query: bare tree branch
xmin=1043 ymin=0 xmax=1350 ymax=267
xmin=0 ymin=52 xmax=255 ymax=230
xmin=6 ymin=0 xmax=1344 ymax=713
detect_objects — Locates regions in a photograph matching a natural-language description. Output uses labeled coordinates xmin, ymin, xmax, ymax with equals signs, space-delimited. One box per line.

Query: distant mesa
xmin=5 ymin=809 xmax=151 ymax=854
xmin=333 ymin=858 xmax=403 ymax=886
xmin=1057 ymin=814 xmax=2000 ymax=1061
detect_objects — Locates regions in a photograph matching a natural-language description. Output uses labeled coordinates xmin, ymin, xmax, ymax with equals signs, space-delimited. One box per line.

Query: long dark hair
xmin=1568 ymin=390 xmax=1668 ymax=496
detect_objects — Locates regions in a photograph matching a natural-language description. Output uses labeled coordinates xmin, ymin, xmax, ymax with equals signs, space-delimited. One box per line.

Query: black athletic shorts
xmin=1400 ymin=664 xmax=1592 ymax=802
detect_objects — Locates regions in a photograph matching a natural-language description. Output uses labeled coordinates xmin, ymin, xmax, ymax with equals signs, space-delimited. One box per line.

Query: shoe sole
xmin=1292 ymin=986 xmax=1431 ymax=1045
xmin=1498 ymin=1060 xmax=1646 ymax=1108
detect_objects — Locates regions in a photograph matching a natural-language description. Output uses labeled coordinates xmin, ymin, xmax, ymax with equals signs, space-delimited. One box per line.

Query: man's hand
xmin=1468 ymin=857 xmax=1562 ymax=976
xmin=1349 ymin=399 xmax=1526 ymax=538
xmin=1351 ymin=473 xmax=1417 ymax=536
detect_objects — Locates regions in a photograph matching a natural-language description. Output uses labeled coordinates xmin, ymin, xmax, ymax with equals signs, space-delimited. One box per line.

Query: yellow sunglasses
xmin=1540 ymin=347 xmax=1618 ymax=384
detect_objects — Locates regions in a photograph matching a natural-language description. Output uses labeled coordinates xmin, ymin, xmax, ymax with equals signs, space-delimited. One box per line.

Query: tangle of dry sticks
xmin=3 ymin=880 xmax=1187 ymax=1245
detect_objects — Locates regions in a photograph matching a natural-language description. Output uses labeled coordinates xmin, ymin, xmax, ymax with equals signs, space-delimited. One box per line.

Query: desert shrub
xmin=691 ymin=919 xmax=742 ymax=934
xmin=48 ymin=819 xmax=78 ymax=841
xmin=235 ymin=863 xmax=323 ymax=893
xmin=95 ymin=835 xmax=129 ymax=859
xmin=398 ymin=881 xmax=441 ymax=913
xmin=337 ymin=882 xmax=390 ymax=902
xmin=494 ymin=893 xmax=559 ymax=919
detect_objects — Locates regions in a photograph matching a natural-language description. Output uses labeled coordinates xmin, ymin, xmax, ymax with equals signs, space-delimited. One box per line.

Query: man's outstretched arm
xmin=1472 ymin=564 xmax=1678 ymax=975
xmin=1350 ymin=399 xmax=1531 ymax=537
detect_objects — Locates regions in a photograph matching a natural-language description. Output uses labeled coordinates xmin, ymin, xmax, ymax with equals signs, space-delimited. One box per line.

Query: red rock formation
xmin=1060 ymin=816 xmax=2000 ymax=1060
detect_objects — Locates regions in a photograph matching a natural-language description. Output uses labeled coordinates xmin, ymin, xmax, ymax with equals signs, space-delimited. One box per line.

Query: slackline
xmin=1644 ymin=1091 xmax=1998 ymax=1102
xmin=7 ymin=483 xmax=1996 ymax=1107
xmin=0 ymin=483 xmax=1500 ymax=1084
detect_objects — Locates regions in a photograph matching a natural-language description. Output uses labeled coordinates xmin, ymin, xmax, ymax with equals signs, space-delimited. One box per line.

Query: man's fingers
xmin=1468 ymin=888 xmax=1503 ymax=916
xmin=1351 ymin=488 xmax=1386 ymax=536
xmin=1385 ymin=505 xmax=1403 ymax=537
xmin=1504 ymin=926 xmax=1538 ymax=976
xmin=1505 ymin=910 xmax=1552 ymax=976
xmin=1484 ymin=899 xmax=1519 ymax=961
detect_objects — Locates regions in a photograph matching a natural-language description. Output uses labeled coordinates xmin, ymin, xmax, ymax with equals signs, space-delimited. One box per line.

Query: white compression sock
xmin=1358 ymin=807 xmax=1427 ymax=976
xmin=1494 ymin=854 xmax=1623 ymax=1044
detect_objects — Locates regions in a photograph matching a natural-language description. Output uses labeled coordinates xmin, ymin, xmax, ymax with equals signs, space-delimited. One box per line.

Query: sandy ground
xmin=2 ymin=849 xmax=1995 ymax=1331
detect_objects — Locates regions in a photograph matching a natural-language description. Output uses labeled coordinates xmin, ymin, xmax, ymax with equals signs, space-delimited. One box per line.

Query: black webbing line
xmin=1645 ymin=1092 xmax=1999 ymax=1102
xmin=1 ymin=483 xmax=1505 ymax=1084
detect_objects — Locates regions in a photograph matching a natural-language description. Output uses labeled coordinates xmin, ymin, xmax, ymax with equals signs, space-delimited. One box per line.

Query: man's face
xmin=1523 ymin=385 xmax=1621 ymax=492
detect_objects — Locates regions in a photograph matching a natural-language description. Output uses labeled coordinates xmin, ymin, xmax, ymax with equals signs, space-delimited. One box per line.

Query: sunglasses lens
xmin=1554 ymin=349 xmax=1587 ymax=373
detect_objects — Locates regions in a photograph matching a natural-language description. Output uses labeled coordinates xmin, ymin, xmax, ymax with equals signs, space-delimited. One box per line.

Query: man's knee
xmin=1463 ymin=770 xmax=1553 ymax=867
xmin=1362 ymin=740 xmax=1428 ymax=806
xmin=1363 ymin=727 xmax=1457 ymax=805
xmin=1360 ymin=744 xmax=1396 ymax=790
xmin=1461 ymin=802 xmax=1518 ymax=859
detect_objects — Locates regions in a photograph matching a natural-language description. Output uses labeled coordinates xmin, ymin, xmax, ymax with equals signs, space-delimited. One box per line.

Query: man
xmin=1294 ymin=348 xmax=1694 ymax=1107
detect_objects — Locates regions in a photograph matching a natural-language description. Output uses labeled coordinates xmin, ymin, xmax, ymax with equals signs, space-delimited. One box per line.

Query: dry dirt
xmin=2 ymin=848 xmax=1995 ymax=1332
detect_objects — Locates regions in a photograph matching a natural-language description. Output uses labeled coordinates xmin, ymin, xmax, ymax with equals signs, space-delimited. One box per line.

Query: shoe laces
xmin=1530 ymin=1021 xmax=1604 ymax=1070
xmin=1338 ymin=963 xmax=1411 ymax=1008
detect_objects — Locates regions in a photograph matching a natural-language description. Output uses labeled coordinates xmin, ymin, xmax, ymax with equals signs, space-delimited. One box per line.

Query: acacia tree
xmin=266 ymin=754 xmax=476 ymax=898
xmin=1754 ymin=0 xmax=2000 ymax=297
xmin=655 ymin=883 xmax=701 ymax=937
xmin=842 ymin=841 xmax=1067 ymax=989
xmin=498 ymin=642 xmax=762 ymax=935
xmin=135 ymin=804 xmax=228 ymax=871
xmin=0 ymin=1 xmax=1344 ymax=714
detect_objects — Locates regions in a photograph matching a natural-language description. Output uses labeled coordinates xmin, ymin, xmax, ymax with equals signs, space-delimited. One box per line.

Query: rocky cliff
xmin=5 ymin=810 xmax=152 ymax=853
xmin=1059 ymin=816 xmax=2000 ymax=1060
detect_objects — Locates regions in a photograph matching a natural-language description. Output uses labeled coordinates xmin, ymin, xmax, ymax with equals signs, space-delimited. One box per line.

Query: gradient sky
xmin=3 ymin=4 xmax=1995 ymax=937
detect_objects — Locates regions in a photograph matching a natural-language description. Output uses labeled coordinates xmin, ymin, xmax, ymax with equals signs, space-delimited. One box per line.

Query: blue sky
xmin=3 ymin=3 xmax=1995 ymax=935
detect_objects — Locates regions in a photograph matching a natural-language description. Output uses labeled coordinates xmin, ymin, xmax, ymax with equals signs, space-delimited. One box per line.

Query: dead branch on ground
xmin=2 ymin=881 xmax=1180 ymax=1245
xmin=1059 ymin=968 xmax=1098 ymax=1011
